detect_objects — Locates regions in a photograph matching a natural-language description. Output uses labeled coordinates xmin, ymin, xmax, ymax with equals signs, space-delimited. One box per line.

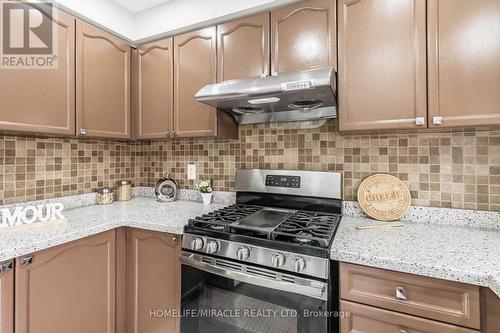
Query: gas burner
xmin=294 ymin=231 xmax=315 ymax=244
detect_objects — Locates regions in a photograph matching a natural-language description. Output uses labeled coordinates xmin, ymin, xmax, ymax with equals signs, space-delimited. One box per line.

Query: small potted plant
xmin=196 ymin=178 xmax=213 ymax=205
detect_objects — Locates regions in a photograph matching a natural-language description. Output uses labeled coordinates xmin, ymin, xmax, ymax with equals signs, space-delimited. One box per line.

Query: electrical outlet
xmin=187 ymin=164 xmax=196 ymax=180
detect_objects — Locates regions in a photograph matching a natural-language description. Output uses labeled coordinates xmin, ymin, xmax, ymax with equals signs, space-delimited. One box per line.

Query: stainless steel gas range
xmin=180 ymin=169 xmax=343 ymax=333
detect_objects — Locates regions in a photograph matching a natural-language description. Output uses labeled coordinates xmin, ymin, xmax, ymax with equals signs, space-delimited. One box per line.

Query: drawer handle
xmin=400 ymin=329 xmax=408 ymax=333
xmin=0 ymin=261 xmax=13 ymax=273
xmin=21 ymin=256 xmax=33 ymax=267
xmin=395 ymin=287 xmax=408 ymax=301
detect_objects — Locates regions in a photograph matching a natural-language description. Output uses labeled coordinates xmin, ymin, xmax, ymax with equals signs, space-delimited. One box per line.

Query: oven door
xmin=180 ymin=251 xmax=331 ymax=333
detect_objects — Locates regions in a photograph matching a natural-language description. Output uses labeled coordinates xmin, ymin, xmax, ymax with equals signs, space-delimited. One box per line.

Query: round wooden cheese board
xmin=357 ymin=174 xmax=411 ymax=221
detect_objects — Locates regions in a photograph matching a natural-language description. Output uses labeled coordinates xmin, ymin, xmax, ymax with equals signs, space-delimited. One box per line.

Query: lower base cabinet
xmin=126 ymin=228 xmax=181 ymax=333
xmin=0 ymin=260 xmax=14 ymax=333
xmin=341 ymin=301 xmax=479 ymax=333
xmin=15 ymin=230 xmax=116 ymax=333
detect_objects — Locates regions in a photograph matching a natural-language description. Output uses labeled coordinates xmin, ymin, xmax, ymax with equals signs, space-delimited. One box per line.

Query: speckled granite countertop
xmin=0 ymin=197 xmax=226 ymax=262
xmin=330 ymin=216 xmax=500 ymax=297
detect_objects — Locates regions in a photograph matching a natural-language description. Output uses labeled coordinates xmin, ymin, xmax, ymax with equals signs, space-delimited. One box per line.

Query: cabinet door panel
xmin=76 ymin=21 xmax=131 ymax=138
xmin=126 ymin=229 xmax=181 ymax=333
xmin=0 ymin=8 xmax=75 ymax=135
xmin=133 ymin=38 xmax=173 ymax=139
xmin=338 ymin=0 xmax=427 ymax=131
xmin=340 ymin=301 xmax=479 ymax=333
xmin=174 ymin=28 xmax=217 ymax=138
xmin=0 ymin=260 xmax=14 ymax=333
xmin=15 ymin=231 xmax=116 ymax=333
xmin=218 ymin=13 xmax=270 ymax=82
xmin=428 ymin=0 xmax=500 ymax=127
xmin=271 ymin=0 xmax=336 ymax=75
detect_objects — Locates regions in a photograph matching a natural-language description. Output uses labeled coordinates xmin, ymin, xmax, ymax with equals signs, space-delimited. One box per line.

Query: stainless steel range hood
xmin=195 ymin=67 xmax=337 ymax=125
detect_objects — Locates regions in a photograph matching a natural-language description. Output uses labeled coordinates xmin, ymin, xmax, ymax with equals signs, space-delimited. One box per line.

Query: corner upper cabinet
xmin=0 ymin=9 xmax=75 ymax=136
xmin=271 ymin=0 xmax=336 ymax=75
xmin=0 ymin=260 xmax=14 ymax=333
xmin=76 ymin=20 xmax=131 ymax=139
xmin=217 ymin=13 xmax=270 ymax=82
xmin=132 ymin=38 xmax=174 ymax=139
xmin=338 ymin=0 xmax=427 ymax=131
xmin=15 ymin=231 xmax=116 ymax=333
xmin=427 ymin=0 xmax=500 ymax=127
xmin=126 ymin=229 xmax=181 ymax=333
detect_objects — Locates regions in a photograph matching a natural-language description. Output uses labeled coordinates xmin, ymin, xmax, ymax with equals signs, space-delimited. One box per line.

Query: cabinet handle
xmin=21 ymin=256 xmax=33 ymax=267
xmin=172 ymin=236 xmax=177 ymax=244
xmin=171 ymin=130 xmax=176 ymax=138
xmin=80 ymin=128 xmax=87 ymax=135
xmin=432 ymin=116 xmax=443 ymax=125
xmin=395 ymin=286 xmax=408 ymax=301
xmin=399 ymin=329 xmax=408 ymax=333
xmin=415 ymin=117 xmax=425 ymax=126
xmin=0 ymin=261 xmax=13 ymax=273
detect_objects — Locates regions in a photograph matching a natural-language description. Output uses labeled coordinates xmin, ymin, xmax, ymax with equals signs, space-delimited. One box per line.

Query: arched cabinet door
xmin=15 ymin=231 xmax=116 ymax=333
xmin=427 ymin=0 xmax=500 ymax=128
xmin=271 ymin=0 xmax=336 ymax=75
xmin=76 ymin=20 xmax=131 ymax=139
xmin=173 ymin=28 xmax=217 ymax=138
xmin=338 ymin=0 xmax=427 ymax=131
xmin=133 ymin=38 xmax=174 ymax=139
xmin=126 ymin=229 xmax=181 ymax=333
xmin=0 ymin=8 xmax=75 ymax=135
xmin=217 ymin=13 xmax=270 ymax=82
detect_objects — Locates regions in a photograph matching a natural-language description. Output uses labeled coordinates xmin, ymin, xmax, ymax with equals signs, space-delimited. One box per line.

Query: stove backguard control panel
xmin=265 ymin=175 xmax=301 ymax=188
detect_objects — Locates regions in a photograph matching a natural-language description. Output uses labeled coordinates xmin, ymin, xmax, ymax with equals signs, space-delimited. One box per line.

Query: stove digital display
xmin=265 ymin=175 xmax=301 ymax=188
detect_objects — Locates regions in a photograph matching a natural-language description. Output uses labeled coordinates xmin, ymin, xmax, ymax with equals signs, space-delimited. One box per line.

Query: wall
xmin=0 ymin=135 xmax=143 ymax=205
xmin=3 ymin=121 xmax=500 ymax=212
xmin=142 ymin=120 xmax=500 ymax=212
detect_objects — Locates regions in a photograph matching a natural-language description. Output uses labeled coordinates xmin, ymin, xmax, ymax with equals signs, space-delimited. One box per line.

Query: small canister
xmin=116 ymin=180 xmax=132 ymax=201
xmin=97 ymin=187 xmax=114 ymax=205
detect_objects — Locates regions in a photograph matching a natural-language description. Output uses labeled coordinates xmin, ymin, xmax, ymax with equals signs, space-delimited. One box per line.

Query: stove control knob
xmin=191 ymin=237 xmax=204 ymax=251
xmin=291 ymin=257 xmax=306 ymax=273
xmin=271 ymin=253 xmax=286 ymax=268
xmin=206 ymin=240 xmax=219 ymax=254
xmin=236 ymin=247 xmax=250 ymax=260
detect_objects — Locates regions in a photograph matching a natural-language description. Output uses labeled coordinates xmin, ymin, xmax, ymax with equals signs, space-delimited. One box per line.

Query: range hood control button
xmin=271 ymin=253 xmax=286 ymax=268
xmin=236 ymin=246 xmax=250 ymax=260
xmin=191 ymin=237 xmax=204 ymax=251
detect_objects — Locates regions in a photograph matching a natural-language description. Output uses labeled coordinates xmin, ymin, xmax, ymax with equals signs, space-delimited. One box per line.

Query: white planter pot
xmin=200 ymin=192 xmax=213 ymax=205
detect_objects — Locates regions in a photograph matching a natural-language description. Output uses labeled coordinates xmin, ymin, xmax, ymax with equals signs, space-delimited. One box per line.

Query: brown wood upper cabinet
xmin=217 ymin=13 xmax=270 ymax=81
xmin=271 ymin=0 xmax=336 ymax=75
xmin=0 ymin=8 xmax=75 ymax=136
xmin=338 ymin=0 xmax=427 ymax=131
xmin=126 ymin=229 xmax=181 ymax=333
xmin=427 ymin=0 xmax=500 ymax=127
xmin=132 ymin=38 xmax=174 ymax=139
xmin=76 ymin=20 xmax=131 ymax=139
xmin=15 ymin=231 xmax=116 ymax=333
xmin=0 ymin=260 xmax=14 ymax=333
xmin=174 ymin=27 xmax=219 ymax=138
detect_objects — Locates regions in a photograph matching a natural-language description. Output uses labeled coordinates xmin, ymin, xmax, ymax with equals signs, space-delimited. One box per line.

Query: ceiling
xmin=112 ymin=0 xmax=174 ymax=13
xmin=53 ymin=0 xmax=301 ymax=43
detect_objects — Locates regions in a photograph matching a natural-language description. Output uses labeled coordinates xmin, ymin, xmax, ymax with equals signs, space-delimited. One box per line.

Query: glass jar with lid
xmin=116 ymin=180 xmax=132 ymax=201
xmin=96 ymin=187 xmax=114 ymax=205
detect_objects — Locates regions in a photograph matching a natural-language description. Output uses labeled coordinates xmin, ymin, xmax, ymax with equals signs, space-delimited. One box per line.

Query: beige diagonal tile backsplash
xmin=2 ymin=120 xmax=500 ymax=212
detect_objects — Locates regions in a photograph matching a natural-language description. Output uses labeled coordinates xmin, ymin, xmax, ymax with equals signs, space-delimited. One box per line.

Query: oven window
xmin=181 ymin=265 xmax=328 ymax=333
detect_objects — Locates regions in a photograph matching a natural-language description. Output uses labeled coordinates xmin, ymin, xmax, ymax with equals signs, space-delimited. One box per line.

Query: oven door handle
xmin=180 ymin=252 xmax=327 ymax=301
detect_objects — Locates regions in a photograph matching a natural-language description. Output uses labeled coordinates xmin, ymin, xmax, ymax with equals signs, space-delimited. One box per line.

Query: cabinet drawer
xmin=340 ymin=263 xmax=480 ymax=329
xmin=341 ymin=300 xmax=479 ymax=333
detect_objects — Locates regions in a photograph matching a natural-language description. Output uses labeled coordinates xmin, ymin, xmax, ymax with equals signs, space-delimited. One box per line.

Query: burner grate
xmin=188 ymin=204 xmax=340 ymax=249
